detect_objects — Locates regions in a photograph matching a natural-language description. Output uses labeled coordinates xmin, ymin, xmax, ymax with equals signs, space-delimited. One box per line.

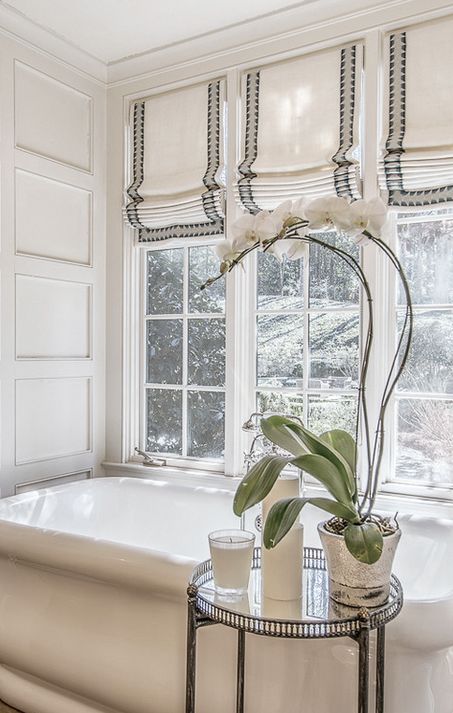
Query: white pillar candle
xmin=209 ymin=530 xmax=255 ymax=597
xmin=261 ymin=474 xmax=303 ymax=601
xmin=262 ymin=595 xmax=302 ymax=620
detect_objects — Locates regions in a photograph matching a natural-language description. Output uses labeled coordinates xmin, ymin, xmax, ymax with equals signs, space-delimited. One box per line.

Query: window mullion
xmin=223 ymin=66 xmax=250 ymax=477
xmin=303 ymin=248 xmax=310 ymax=426
xmin=182 ymin=247 xmax=189 ymax=457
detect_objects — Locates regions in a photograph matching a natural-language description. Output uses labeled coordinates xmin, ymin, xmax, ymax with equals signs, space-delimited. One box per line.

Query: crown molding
xmin=0 ymin=0 xmax=452 ymax=88
xmin=0 ymin=2 xmax=106 ymax=84
xmin=106 ymin=0 xmax=453 ymax=85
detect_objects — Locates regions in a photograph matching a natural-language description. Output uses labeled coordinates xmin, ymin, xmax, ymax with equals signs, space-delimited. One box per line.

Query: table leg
xmin=236 ymin=629 xmax=246 ymax=713
xmin=375 ymin=626 xmax=386 ymax=713
xmin=186 ymin=594 xmax=198 ymax=713
xmin=357 ymin=626 xmax=370 ymax=713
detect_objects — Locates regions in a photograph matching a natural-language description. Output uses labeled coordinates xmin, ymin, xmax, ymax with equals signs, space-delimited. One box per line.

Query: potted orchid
xmin=203 ymin=195 xmax=412 ymax=607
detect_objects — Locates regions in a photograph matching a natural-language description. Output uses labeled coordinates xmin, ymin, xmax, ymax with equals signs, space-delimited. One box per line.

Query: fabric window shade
xmin=236 ymin=43 xmax=363 ymax=213
xmin=125 ymin=79 xmax=225 ymax=241
xmin=380 ymin=18 xmax=453 ymax=206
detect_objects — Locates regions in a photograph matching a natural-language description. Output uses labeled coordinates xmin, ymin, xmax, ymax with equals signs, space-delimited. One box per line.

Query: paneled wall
xmin=0 ymin=37 xmax=106 ymax=496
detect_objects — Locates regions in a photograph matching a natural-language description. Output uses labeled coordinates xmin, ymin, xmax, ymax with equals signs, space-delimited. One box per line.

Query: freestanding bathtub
xmin=0 ymin=476 xmax=450 ymax=713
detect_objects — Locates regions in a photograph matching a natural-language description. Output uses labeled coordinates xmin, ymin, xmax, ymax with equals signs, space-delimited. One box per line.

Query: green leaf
xmin=233 ymin=455 xmax=291 ymax=516
xmin=261 ymin=415 xmax=308 ymax=457
xmin=320 ymin=429 xmax=357 ymax=497
xmin=291 ymin=453 xmax=354 ymax=508
xmin=263 ymin=497 xmax=360 ymax=549
xmin=308 ymin=497 xmax=360 ymax=523
xmin=263 ymin=497 xmax=306 ymax=548
xmin=279 ymin=419 xmax=355 ymax=498
xmin=344 ymin=522 xmax=384 ymax=564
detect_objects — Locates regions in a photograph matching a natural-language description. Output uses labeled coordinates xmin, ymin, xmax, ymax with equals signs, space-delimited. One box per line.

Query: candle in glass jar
xmin=209 ymin=530 xmax=255 ymax=597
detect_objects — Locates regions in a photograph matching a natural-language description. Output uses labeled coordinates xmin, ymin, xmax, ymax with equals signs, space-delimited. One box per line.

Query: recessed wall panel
xmin=16 ymin=275 xmax=91 ymax=359
xmin=16 ymin=170 xmax=92 ymax=265
xmin=15 ymin=377 xmax=91 ymax=464
xmin=15 ymin=470 xmax=92 ymax=494
xmin=15 ymin=62 xmax=92 ymax=171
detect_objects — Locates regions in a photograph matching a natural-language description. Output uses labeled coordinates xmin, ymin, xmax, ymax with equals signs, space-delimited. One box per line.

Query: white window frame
xmin=120 ymin=8 xmax=453 ymax=506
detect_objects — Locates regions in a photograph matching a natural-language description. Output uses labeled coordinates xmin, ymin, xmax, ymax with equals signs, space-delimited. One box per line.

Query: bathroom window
xmin=388 ymin=211 xmax=453 ymax=489
xmin=143 ymin=244 xmax=226 ymax=462
xmin=255 ymin=232 xmax=360 ymax=436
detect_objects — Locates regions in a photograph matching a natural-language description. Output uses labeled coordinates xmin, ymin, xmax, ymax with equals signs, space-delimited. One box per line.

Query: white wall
xmin=0 ymin=35 xmax=106 ymax=495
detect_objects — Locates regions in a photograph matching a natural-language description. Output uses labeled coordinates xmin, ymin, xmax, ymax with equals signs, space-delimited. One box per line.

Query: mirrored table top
xmin=189 ymin=547 xmax=403 ymax=639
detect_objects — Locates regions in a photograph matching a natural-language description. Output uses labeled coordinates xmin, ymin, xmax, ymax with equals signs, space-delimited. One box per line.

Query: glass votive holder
xmin=208 ymin=529 xmax=255 ymax=598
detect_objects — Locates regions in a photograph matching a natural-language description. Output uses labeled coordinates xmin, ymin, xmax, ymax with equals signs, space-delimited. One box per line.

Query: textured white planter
xmin=318 ymin=521 xmax=401 ymax=607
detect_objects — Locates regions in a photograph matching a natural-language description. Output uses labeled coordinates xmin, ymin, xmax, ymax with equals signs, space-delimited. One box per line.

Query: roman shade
xmin=125 ymin=79 xmax=225 ymax=241
xmin=380 ymin=18 xmax=453 ymax=206
xmin=236 ymin=43 xmax=363 ymax=214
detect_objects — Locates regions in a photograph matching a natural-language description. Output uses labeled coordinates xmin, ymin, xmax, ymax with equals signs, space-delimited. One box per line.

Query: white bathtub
xmin=0 ymin=476 xmax=449 ymax=713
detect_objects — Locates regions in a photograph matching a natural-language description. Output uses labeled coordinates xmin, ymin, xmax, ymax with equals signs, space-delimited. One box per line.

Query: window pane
xmin=309 ymin=313 xmax=359 ymax=387
xmin=397 ymin=219 xmax=453 ymax=305
xmin=146 ymin=249 xmax=183 ymax=315
xmin=146 ymin=320 xmax=183 ymax=384
xmin=257 ymin=314 xmax=304 ymax=387
xmin=396 ymin=398 xmax=453 ymax=484
xmin=398 ymin=309 xmax=453 ymax=393
xmin=187 ymin=391 xmax=225 ymax=458
xmin=146 ymin=388 xmax=182 ymax=454
xmin=257 ymin=391 xmax=304 ymax=420
xmin=189 ymin=246 xmax=225 ymax=313
xmin=308 ymin=394 xmax=357 ymax=435
xmin=309 ymin=232 xmax=360 ymax=308
xmin=257 ymin=251 xmax=304 ymax=310
xmin=188 ymin=318 xmax=226 ymax=386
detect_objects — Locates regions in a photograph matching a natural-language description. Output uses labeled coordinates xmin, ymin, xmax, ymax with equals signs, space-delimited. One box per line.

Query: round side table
xmin=185 ymin=546 xmax=403 ymax=713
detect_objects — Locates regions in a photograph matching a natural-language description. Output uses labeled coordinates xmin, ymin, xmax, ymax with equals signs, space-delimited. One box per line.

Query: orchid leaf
xmin=261 ymin=416 xmax=308 ymax=457
xmin=319 ymin=429 xmax=357 ymax=497
xmin=307 ymin=497 xmax=360 ymax=524
xmin=263 ymin=497 xmax=306 ymax=548
xmin=233 ymin=455 xmax=291 ymax=517
xmin=291 ymin=454 xmax=354 ymax=509
xmin=344 ymin=522 xmax=383 ymax=564
xmin=263 ymin=496 xmax=360 ymax=549
xmin=284 ymin=420 xmax=355 ymax=498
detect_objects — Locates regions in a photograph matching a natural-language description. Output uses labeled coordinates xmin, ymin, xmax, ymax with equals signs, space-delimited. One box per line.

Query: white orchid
xmin=230 ymin=211 xmax=276 ymax=251
xmin=214 ymin=240 xmax=241 ymax=273
xmin=270 ymin=200 xmax=293 ymax=232
xmin=291 ymin=196 xmax=310 ymax=222
xmin=305 ymin=196 xmax=351 ymax=232
xmin=270 ymin=198 xmax=309 ymax=234
xmin=347 ymin=197 xmax=387 ymax=239
xmin=266 ymin=237 xmax=308 ymax=261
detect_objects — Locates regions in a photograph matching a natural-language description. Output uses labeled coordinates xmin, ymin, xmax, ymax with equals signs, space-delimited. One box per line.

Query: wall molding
xmin=0 ymin=2 xmax=106 ymax=83
xmin=1 ymin=0 xmax=453 ymax=87
xmin=107 ymin=0 xmax=453 ymax=84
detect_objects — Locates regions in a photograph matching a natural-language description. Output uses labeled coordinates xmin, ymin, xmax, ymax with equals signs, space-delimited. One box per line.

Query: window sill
xmin=102 ymin=461 xmax=453 ymax=520
xmin=102 ymin=461 xmax=238 ymax=491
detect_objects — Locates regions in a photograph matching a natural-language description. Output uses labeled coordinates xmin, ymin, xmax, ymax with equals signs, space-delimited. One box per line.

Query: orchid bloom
xmin=230 ymin=211 xmax=276 ymax=251
xmin=348 ymin=197 xmax=387 ymax=239
xmin=214 ymin=240 xmax=241 ymax=272
xmin=270 ymin=200 xmax=294 ymax=233
xmin=305 ymin=196 xmax=352 ymax=232
xmin=267 ymin=237 xmax=308 ymax=261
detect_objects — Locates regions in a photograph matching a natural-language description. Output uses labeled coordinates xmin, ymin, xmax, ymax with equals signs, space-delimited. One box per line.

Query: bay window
xmin=126 ymin=13 xmax=453 ymax=503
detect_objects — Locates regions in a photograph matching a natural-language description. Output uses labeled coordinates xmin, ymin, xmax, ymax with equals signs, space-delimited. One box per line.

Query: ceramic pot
xmin=318 ymin=521 xmax=401 ymax=607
